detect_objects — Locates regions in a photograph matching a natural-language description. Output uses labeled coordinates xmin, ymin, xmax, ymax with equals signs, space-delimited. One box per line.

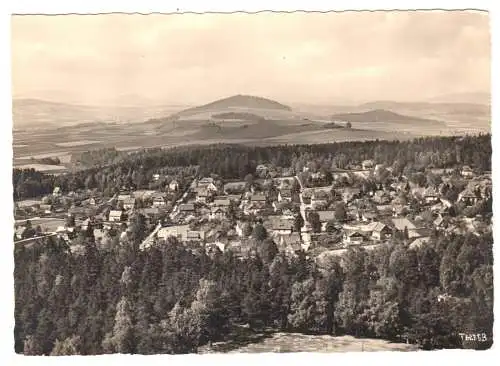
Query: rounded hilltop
xmin=176 ymin=94 xmax=292 ymax=118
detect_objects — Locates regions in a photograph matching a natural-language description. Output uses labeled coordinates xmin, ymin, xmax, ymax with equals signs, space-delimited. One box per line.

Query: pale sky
xmin=11 ymin=11 xmax=490 ymax=106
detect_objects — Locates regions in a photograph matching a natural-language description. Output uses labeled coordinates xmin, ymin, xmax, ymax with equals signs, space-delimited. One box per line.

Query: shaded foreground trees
xmin=14 ymin=229 xmax=493 ymax=354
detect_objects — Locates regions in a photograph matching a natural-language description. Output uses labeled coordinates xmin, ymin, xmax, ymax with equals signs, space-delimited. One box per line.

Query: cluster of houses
xmin=138 ymin=160 xmax=491 ymax=259
xmin=15 ymin=160 xmax=492 ymax=260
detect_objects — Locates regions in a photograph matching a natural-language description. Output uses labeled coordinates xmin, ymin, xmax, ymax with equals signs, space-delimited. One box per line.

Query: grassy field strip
xmin=200 ymin=332 xmax=418 ymax=353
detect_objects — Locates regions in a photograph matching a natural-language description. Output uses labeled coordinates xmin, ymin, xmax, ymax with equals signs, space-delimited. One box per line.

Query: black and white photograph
xmin=8 ymin=6 xmax=493 ymax=356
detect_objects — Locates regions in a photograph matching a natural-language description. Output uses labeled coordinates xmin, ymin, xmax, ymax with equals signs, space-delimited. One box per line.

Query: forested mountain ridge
xmin=13 ymin=134 xmax=491 ymax=201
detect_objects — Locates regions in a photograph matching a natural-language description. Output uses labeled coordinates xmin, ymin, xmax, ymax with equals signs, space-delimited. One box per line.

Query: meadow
xmin=200 ymin=331 xmax=418 ymax=353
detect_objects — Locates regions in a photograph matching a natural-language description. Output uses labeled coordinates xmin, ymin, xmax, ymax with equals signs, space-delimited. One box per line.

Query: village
xmin=14 ymin=158 xmax=492 ymax=263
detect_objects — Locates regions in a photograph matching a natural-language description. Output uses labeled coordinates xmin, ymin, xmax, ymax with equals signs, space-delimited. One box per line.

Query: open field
xmin=55 ymin=140 xmax=101 ymax=147
xmin=16 ymin=163 xmax=68 ymax=172
xmin=16 ymin=199 xmax=42 ymax=208
xmin=199 ymin=331 xmax=418 ymax=353
xmin=259 ymin=128 xmax=416 ymax=145
xmin=15 ymin=217 xmax=67 ymax=232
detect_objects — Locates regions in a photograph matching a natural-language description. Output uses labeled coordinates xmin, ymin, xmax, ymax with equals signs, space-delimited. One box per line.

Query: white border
xmin=1 ymin=1 xmax=498 ymax=366
xmin=4 ymin=1 xmax=495 ymax=13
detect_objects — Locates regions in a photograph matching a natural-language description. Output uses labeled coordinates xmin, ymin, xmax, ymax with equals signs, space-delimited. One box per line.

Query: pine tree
xmin=102 ymin=297 xmax=135 ymax=354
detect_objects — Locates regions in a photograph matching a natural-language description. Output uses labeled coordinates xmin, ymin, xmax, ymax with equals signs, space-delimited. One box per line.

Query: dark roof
xmin=345 ymin=230 xmax=365 ymax=237
xmin=392 ymin=218 xmax=417 ymax=231
xmin=371 ymin=222 xmax=389 ymax=233
xmin=250 ymin=193 xmax=267 ymax=201
xmin=424 ymin=187 xmax=439 ymax=197
xmin=317 ymin=211 xmax=336 ymax=222
xmin=213 ymin=198 xmax=231 ymax=206
xmin=179 ymin=203 xmax=195 ymax=211
xmin=460 ymin=188 xmax=479 ymax=198
xmin=268 ymin=216 xmax=294 ymax=230
xmin=224 ymin=181 xmax=246 ymax=190
xmin=199 ymin=177 xmax=214 ymax=184
xmin=280 ymin=233 xmax=302 ymax=247
xmin=280 ymin=189 xmax=292 ymax=197
xmin=142 ymin=208 xmax=161 ymax=215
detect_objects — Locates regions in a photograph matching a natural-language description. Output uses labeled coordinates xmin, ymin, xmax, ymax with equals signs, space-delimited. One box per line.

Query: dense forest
xmin=14 ymin=226 xmax=493 ymax=354
xmin=13 ymin=134 xmax=491 ymax=200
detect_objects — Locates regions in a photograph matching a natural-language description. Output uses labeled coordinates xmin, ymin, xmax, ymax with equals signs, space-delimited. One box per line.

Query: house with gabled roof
xmin=391 ymin=217 xmax=427 ymax=239
xmin=198 ymin=177 xmax=214 ymax=185
xmin=186 ymin=230 xmax=205 ymax=242
xmin=249 ymin=192 xmax=267 ymax=203
xmin=266 ymin=216 xmax=295 ymax=235
xmin=362 ymin=160 xmax=375 ymax=170
xmin=316 ymin=210 xmax=336 ymax=231
xmin=311 ymin=190 xmax=329 ymax=208
xmin=156 ymin=224 xmax=205 ymax=243
xmin=376 ymin=204 xmax=393 ymax=216
xmin=369 ymin=222 xmax=391 ymax=241
xmin=108 ymin=210 xmax=126 ymax=222
xmin=433 ymin=214 xmax=446 ymax=230
xmin=373 ymin=190 xmax=391 ymax=204
xmin=423 ymin=186 xmax=440 ymax=204
xmin=223 ymin=181 xmax=247 ymax=194
xmin=278 ymin=188 xmax=293 ymax=203
xmin=281 ymin=167 xmax=294 ymax=177
xmin=213 ymin=197 xmax=231 ymax=207
xmin=461 ymin=165 xmax=474 ymax=178
xmin=392 ymin=204 xmax=408 ymax=217
xmin=430 ymin=198 xmax=453 ymax=215
xmin=457 ymin=188 xmax=480 ymax=206
xmin=195 ymin=188 xmax=211 ymax=203
xmin=256 ymin=164 xmax=269 ymax=177
xmin=117 ymin=193 xmax=132 ymax=204
xmin=39 ymin=204 xmax=53 ymax=214
xmin=168 ymin=179 xmax=179 ymax=192
xmin=278 ymin=233 xmax=302 ymax=255
xmin=209 ymin=207 xmax=227 ymax=221
xmin=197 ymin=177 xmax=218 ymax=192
xmin=343 ymin=230 xmax=366 ymax=246
xmin=178 ymin=203 xmax=195 ymax=213
xmin=409 ymin=236 xmax=431 ymax=250
xmin=392 ymin=217 xmax=417 ymax=231
xmin=123 ymin=197 xmax=136 ymax=210
xmin=361 ymin=211 xmax=378 ymax=223
xmin=342 ymin=188 xmax=361 ymax=204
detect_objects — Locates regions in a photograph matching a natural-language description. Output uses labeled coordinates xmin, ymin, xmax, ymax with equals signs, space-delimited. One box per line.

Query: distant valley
xmin=12 ymin=93 xmax=491 ymax=172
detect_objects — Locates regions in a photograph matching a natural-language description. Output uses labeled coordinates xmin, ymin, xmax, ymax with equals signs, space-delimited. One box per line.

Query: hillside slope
xmin=331 ymin=109 xmax=445 ymax=126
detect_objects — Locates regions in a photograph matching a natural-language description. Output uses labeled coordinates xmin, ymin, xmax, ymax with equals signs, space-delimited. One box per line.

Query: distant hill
xmin=331 ymin=109 xmax=445 ymax=126
xmin=13 ymin=99 xmax=105 ymax=128
xmin=358 ymin=101 xmax=490 ymax=116
xmin=12 ymin=98 xmax=186 ymax=128
xmin=175 ymin=95 xmax=292 ymax=118
xmin=426 ymin=92 xmax=490 ymax=105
